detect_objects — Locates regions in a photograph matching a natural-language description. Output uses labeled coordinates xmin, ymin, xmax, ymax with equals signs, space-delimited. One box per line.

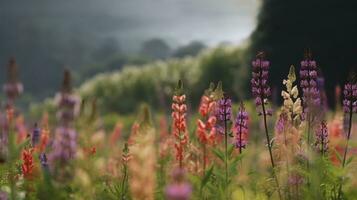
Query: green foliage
xmin=79 ymin=46 xmax=248 ymax=114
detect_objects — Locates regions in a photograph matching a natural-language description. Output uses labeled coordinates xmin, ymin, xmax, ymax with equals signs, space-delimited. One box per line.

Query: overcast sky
xmin=0 ymin=0 xmax=259 ymax=48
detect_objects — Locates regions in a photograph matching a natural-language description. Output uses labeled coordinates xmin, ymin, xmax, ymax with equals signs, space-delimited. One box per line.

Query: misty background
xmin=0 ymin=0 xmax=259 ymax=101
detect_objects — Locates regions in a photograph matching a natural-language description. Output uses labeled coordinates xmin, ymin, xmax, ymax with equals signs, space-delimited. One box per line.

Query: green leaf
xmin=334 ymin=149 xmax=343 ymax=163
xmin=346 ymin=156 xmax=354 ymax=166
xmin=228 ymin=145 xmax=235 ymax=158
xmin=212 ymin=148 xmax=225 ymax=162
xmin=201 ymin=165 xmax=214 ymax=189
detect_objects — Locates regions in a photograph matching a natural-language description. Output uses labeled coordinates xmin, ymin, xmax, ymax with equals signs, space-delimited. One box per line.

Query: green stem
xmin=224 ymin=110 xmax=228 ymax=199
xmin=337 ymin=106 xmax=353 ymax=199
xmin=261 ymin=102 xmax=282 ymax=200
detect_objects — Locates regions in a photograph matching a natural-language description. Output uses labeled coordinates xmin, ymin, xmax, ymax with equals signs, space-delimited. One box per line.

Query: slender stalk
xmin=203 ymin=143 xmax=206 ymax=174
xmin=261 ymin=102 xmax=282 ymax=200
xmin=337 ymin=105 xmax=353 ymax=198
xmin=121 ymin=164 xmax=128 ymax=200
xmin=239 ymin=114 xmax=243 ymax=154
xmin=224 ymin=107 xmax=228 ymax=199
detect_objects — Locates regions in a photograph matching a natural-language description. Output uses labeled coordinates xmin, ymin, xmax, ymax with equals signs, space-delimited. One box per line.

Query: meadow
xmin=0 ymin=50 xmax=357 ymax=200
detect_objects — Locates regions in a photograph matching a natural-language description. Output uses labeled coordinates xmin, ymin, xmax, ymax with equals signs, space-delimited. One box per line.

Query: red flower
xmin=172 ymin=94 xmax=188 ymax=166
xmin=22 ymin=148 xmax=34 ymax=179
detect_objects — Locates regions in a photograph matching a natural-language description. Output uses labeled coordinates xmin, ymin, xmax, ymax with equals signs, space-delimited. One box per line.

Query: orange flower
xmin=196 ymin=95 xmax=217 ymax=145
xmin=110 ymin=122 xmax=122 ymax=146
xmin=22 ymin=148 xmax=34 ymax=179
xmin=38 ymin=126 xmax=49 ymax=152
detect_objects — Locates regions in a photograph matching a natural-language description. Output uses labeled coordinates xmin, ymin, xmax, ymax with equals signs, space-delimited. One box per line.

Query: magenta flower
xmin=234 ymin=102 xmax=248 ymax=153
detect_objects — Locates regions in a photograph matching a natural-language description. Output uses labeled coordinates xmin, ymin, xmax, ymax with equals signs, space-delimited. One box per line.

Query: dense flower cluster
xmin=22 ymin=148 xmax=34 ymax=178
xmin=251 ymin=53 xmax=272 ymax=116
xmin=234 ymin=102 xmax=248 ymax=153
xmin=31 ymin=123 xmax=41 ymax=147
xmin=49 ymin=127 xmax=77 ymax=164
xmin=196 ymin=95 xmax=217 ymax=144
xmin=281 ymin=66 xmax=303 ymax=126
xmin=215 ymin=95 xmax=232 ymax=135
xmin=314 ymin=121 xmax=329 ymax=155
xmin=343 ymin=82 xmax=357 ymax=114
xmin=299 ymin=53 xmax=320 ymax=109
xmin=172 ymin=94 xmax=189 ymax=166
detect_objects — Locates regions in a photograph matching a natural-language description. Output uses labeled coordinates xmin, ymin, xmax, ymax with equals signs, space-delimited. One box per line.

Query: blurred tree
xmin=249 ymin=0 xmax=357 ymax=107
xmin=172 ymin=41 xmax=206 ymax=58
xmin=140 ymin=38 xmax=171 ymax=59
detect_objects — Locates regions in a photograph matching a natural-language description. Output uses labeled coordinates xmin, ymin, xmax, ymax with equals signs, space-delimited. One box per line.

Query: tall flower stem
xmin=261 ymin=103 xmax=282 ymax=200
xmin=224 ymin=110 xmax=228 ymax=199
xmin=337 ymin=104 xmax=353 ymax=198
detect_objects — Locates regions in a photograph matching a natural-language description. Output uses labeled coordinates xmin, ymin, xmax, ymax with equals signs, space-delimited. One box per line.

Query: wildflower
xmin=55 ymin=70 xmax=80 ymax=126
xmin=251 ymin=52 xmax=282 ymax=199
xmin=22 ymin=148 xmax=34 ymax=179
xmin=251 ymin=52 xmax=272 ymax=116
xmin=39 ymin=126 xmax=49 ymax=153
xmin=340 ymin=78 xmax=357 ymax=168
xmin=215 ymin=95 xmax=232 ymax=136
xmin=234 ymin=102 xmax=249 ymax=153
xmin=39 ymin=153 xmax=49 ymax=169
xmin=3 ymin=58 xmax=23 ymax=107
xmin=109 ymin=122 xmax=122 ymax=146
xmin=49 ymin=127 xmax=77 ymax=165
xmin=129 ymin=106 xmax=156 ymax=200
xmin=196 ymin=93 xmax=217 ymax=145
xmin=281 ymin=66 xmax=303 ymax=127
xmin=342 ymin=82 xmax=357 ymax=114
xmin=314 ymin=121 xmax=329 ymax=155
xmin=31 ymin=123 xmax=41 ymax=147
xmin=165 ymin=168 xmax=192 ymax=200
xmin=172 ymin=80 xmax=188 ymax=168
xmin=299 ymin=50 xmax=320 ymax=110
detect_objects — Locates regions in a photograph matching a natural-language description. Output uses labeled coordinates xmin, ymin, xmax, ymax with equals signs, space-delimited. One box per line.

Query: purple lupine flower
xmin=31 ymin=123 xmax=41 ymax=147
xmin=251 ymin=52 xmax=273 ymax=116
xmin=0 ymin=191 xmax=8 ymax=200
xmin=215 ymin=95 xmax=232 ymax=135
xmin=55 ymin=70 xmax=80 ymax=126
xmin=49 ymin=127 xmax=77 ymax=165
xmin=234 ymin=102 xmax=248 ymax=153
xmin=165 ymin=168 xmax=192 ymax=200
xmin=39 ymin=153 xmax=49 ymax=169
xmin=299 ymin=52 xmax=320 ymax=109
xmin=343 ymin=82 xmax=357 ymax=114
xmin=314 ymin=121 xmax=328 ymax=155
xmin=217 ymin=96 xmax=232 ymax=121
